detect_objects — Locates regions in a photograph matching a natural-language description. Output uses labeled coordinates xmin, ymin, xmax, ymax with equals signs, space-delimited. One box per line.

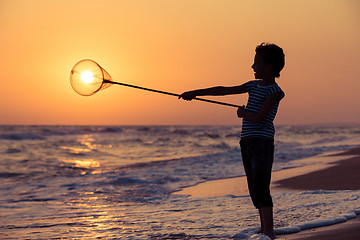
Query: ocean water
xmin=1 ymin=125 xmax=360 ymax=239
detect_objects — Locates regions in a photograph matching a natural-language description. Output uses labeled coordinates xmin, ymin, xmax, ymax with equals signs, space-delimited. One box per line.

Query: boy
xmin=179 ymin=42 xmax=285 ymax=239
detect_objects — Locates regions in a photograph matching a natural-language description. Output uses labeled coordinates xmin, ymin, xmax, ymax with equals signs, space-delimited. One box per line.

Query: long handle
xmin=103 ymin=80 xmax=240 ymax=108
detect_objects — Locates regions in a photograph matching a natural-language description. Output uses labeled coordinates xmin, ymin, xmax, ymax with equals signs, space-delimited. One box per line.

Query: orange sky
xmin=0 ymin=0 xmax=359 ymax=125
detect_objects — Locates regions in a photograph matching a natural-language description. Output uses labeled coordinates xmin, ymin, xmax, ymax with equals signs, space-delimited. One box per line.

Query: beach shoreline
xmin=174 ymin=147 xmax=360 ymax=239
xmin=173 ymin=149 xmax=357 ymax=197
xmin=279 ymin=148 xmax=360 ymax=239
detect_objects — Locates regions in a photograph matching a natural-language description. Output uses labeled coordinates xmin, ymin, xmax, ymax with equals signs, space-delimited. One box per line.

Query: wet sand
xmin=276 ymin=148 xmax=360 ymax=191
xmin=280 ymin=148 xmax=360 ymax=240
xmin=174 ymin=147 xmax=360 ymax=240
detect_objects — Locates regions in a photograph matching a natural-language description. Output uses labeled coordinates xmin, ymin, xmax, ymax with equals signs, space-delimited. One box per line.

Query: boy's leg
xmin=241 ymin=138 xmax=274 ymax=208
xmin=240 ymin=139 xmax=257 ymax=205
xmin=254 ymin=139 xmax=275 ymax=238
xmin=259 ymin=207 xmax=275 ymax=239
xmin=240 ymin=138 xmax=275 ymax=238
xmin=252 ymin=139 xmax=274 ymax=209
xmin=258 ymin=209 xmax=264 ymax=233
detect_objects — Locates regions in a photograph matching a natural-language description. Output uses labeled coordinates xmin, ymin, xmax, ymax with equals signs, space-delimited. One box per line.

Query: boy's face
xmin=251 ymin=53 xmax=272 ymax=80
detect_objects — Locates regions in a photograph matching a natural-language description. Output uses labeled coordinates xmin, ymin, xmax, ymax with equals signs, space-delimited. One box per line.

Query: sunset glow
xmin=0 ymin=0 xmax=359 ymax=125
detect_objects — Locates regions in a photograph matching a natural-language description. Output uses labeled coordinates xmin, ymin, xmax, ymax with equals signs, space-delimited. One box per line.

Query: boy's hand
xmin=179 ymin=91 xmax=197 ymax=101
xmin=237 ymin=105 xmax=246 ymax=118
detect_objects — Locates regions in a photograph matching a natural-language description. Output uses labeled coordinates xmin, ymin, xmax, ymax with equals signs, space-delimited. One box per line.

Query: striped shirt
xmin=241 ymin=80 xmax=285 ymax=140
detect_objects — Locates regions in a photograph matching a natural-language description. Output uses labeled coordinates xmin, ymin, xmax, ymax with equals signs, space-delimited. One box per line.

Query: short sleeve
xmin=244 ymin=80 xmax=259 ymax=92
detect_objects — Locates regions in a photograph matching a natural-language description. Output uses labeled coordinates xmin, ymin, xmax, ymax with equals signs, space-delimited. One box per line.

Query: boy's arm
xmin=179 ymin=83 xmax=248 ymax=101
xmin=237 ymin=92 xmax=283 ymax=123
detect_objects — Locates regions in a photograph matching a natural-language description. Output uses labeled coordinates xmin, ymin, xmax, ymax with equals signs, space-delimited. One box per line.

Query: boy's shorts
xmin=240 ymin=137 xmax=274 ymax=209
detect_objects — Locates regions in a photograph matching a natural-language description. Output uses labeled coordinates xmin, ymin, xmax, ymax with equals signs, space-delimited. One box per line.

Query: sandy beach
xmin=175 ymin=147 xmax=360 ymax=239
xmin=280 ymin=148 xmax=360 ymax=240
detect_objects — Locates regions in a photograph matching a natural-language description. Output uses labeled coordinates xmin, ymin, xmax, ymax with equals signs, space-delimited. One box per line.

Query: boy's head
xmin=255 ymin=42 xmax=285 ymax=78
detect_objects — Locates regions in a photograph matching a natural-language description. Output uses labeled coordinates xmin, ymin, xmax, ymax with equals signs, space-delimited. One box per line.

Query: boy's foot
xmin=263 ymin=232 xmax=276 ymax=240
xmin=249 ymin=233 xmax=275 ymax=240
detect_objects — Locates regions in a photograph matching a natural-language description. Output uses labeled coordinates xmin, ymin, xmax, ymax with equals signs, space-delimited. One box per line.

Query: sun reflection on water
xmin=61 ymin=159 xmax=101 ymax=175
xmin=78 ymin=135 xmax=97 ymax=150
xmin=62 ymin=159 xmax=100 ymax=168
xmin=61 ymin=135 xmax=98 ymax=155
xmin=60 ymin=134 xmax=103 ymax=174
xmin=59 ymin=192 xmax=133 ymax=239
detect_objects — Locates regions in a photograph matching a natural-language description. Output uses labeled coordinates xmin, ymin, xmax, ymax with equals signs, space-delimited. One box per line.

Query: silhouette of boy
xmin=179 ymin=42 xmax=285 ymax=239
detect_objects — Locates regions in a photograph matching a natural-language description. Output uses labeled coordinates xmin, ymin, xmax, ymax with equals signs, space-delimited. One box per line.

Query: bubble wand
xmin=70 ymin=59 xmax=240 ymax=108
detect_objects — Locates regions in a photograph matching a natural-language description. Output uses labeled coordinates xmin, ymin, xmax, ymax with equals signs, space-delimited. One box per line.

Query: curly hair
xmin=255 ymin=42 xmax=285 ymax=78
